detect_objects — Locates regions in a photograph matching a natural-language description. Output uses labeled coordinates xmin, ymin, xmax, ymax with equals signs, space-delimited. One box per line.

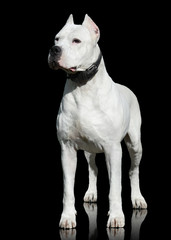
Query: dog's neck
xmin=67 ymin=52 xmax=103 ymax=85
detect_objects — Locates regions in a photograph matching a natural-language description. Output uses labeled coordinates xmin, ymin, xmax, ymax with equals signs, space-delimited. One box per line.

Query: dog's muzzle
xmin=48 ymin=45 xmax=62 ymax=69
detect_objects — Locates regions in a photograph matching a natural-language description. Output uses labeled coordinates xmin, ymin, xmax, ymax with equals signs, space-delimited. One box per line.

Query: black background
xmin=12 ymin=2 xmax=168 ymax=240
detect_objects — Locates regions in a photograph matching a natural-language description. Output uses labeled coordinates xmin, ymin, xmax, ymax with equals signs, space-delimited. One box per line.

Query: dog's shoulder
xmin=115 ymin=83 xmax=138 ymax=105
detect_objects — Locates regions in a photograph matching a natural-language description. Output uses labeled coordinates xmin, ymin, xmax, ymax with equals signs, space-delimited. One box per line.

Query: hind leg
xmin=83 ymin=152 xmax=98 ymax=202
xmin=124 ymin=132 xmax=147 ymax=209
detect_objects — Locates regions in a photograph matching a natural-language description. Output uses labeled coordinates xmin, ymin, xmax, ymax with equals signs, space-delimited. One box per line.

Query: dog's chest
xmin=57 ymin=99 xmax=104 ymax=152
xmin=56 ymin=86 xmax=124 ymax=153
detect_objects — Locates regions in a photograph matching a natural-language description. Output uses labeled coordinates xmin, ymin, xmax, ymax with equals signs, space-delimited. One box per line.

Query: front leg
xmin=105 ymin=143 xmax=125 ymax=228
xmin=59 ymin=142 xmax=77 ymax=229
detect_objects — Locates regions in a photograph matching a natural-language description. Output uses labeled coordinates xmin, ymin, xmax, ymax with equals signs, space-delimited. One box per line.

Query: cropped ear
xmin=82 ymin=14 xmax=100 ymax=42
xmin=66 ymin=14 xmax=74 ymax=25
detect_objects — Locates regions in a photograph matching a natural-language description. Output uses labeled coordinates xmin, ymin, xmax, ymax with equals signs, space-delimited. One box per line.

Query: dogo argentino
xmin=48 ymin=14 xmax=147 ymax=229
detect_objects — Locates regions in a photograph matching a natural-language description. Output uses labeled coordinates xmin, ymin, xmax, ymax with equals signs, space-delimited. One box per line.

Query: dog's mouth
xmin=60 ymin=66 xmax=79 ymax=74
xmin=48 ymin=55 xmax=84 ymax=74
xmin=48 ymin=52 xmax=82 ymax=73
xmin=68 ymin=67 xmax=77 ymax=72
xmin=49 ymin=60 xmax=77 ymax=73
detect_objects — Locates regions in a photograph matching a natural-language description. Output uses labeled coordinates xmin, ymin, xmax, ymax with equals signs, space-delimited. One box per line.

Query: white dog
xmin=48 ymin=14 xmax=147 ymax=229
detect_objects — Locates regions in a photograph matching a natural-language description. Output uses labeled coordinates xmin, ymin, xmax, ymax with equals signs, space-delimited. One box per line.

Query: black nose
xmin=50 ymin=46 xmax=62 ymax=57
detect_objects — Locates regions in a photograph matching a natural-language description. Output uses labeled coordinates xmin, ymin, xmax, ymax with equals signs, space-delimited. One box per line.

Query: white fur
xmin=49 ymin=14 xmax=147 ymax=229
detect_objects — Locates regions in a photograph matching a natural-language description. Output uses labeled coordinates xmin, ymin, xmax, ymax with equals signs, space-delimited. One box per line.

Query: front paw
xmin=107 ymin=213 xmax=125 ymax=228
xmin=59 ymin=212 xmax=76 ymax=229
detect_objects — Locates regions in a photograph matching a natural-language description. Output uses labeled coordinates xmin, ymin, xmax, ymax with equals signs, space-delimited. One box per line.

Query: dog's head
xmin=48 ymin=14 xmax=100 ymax=73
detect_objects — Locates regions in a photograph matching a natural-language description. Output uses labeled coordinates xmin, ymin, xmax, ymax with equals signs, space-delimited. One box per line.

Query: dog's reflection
xmin=59 ymin=204 xmax=147 ymax=240
xmin=59 ymin=228 xmax=76 ymax=240
xmin=83 ymin=203 xmax=98 ymax=239
xmin=130 ymin=209 xmax=147 ymax=240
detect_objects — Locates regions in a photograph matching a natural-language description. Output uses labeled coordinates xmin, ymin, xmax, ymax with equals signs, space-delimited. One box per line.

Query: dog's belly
xmin=75 ymin=136 xmax=104 ymax=153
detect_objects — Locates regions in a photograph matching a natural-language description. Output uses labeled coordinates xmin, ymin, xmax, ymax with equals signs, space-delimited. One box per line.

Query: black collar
xmin=67 ymin=52 xmax=102 ymax=84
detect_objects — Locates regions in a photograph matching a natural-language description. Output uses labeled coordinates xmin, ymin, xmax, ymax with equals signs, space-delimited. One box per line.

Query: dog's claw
xmin=132 ymin=198 xmax=147 ymax=209
xmin=59 ymin=213 xmax=76 ymax=229
xmin=84 ymin=192 xmax=97 ymax=202
xmin=107 ymin=215 xmax=125 ymax=228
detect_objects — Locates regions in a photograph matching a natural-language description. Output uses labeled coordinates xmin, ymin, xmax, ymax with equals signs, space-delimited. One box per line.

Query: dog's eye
xmin=72 ymin=38 xmax=81 ymax=44
xmin=55 ymin=37 xmax=59 ymax=42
